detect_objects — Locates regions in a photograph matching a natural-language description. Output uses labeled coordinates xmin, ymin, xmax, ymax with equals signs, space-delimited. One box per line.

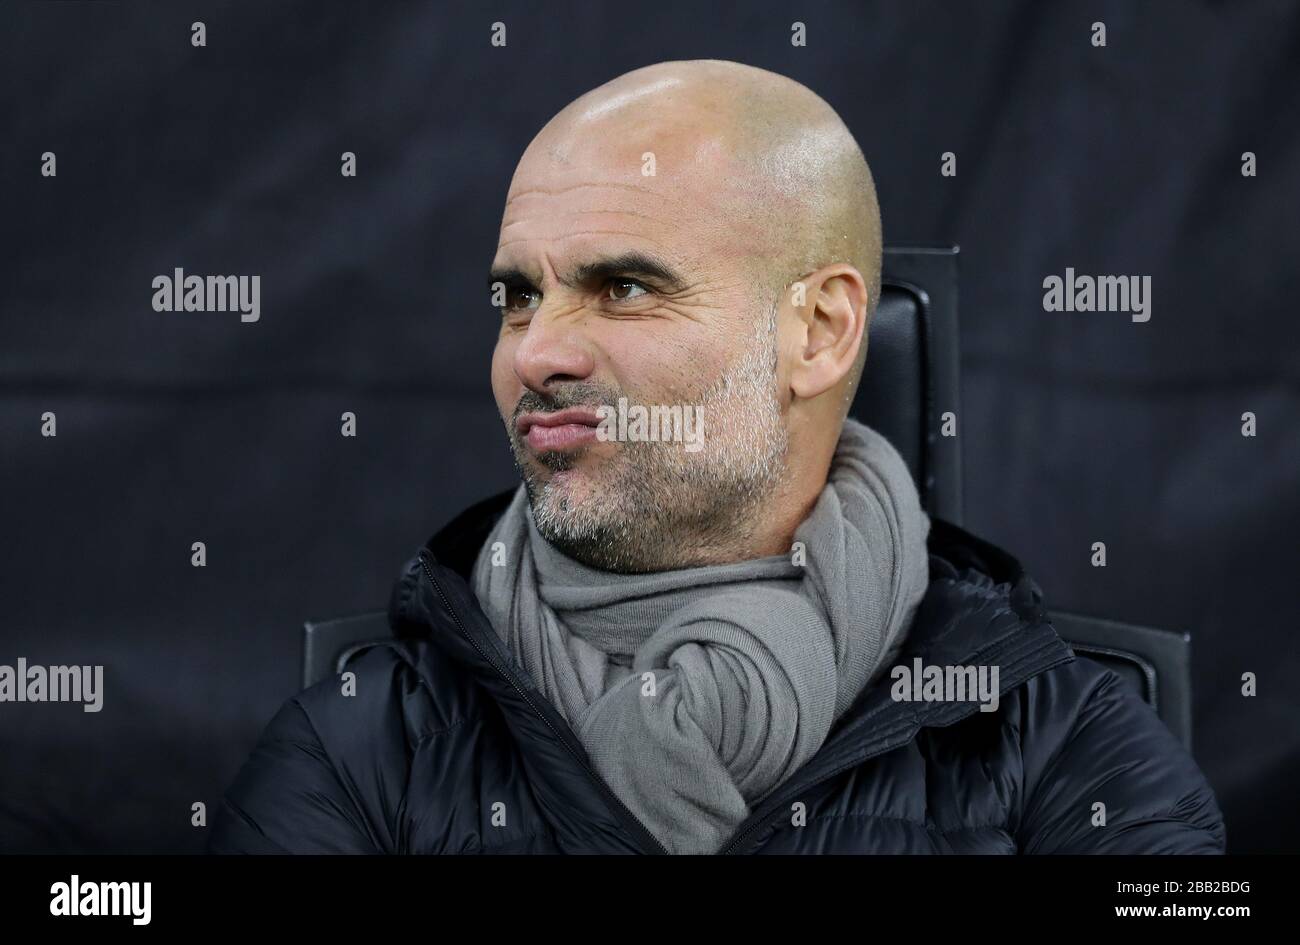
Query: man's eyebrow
xmin=486 ymin=265 xmax=534 ymax=292
xmin=486 ymin=252 xmax=687 ymax=294
xmin=565 ymin=252 xmax=687 ymax=292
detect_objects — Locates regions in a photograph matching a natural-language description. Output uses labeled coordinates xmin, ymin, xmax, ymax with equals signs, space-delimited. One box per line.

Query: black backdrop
xmin=2 ymin=0 xmax=1297 ymax=854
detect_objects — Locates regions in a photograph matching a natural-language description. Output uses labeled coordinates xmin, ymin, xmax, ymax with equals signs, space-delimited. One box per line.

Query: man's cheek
xmin=490 ymin=345 xmax=519 ymax=421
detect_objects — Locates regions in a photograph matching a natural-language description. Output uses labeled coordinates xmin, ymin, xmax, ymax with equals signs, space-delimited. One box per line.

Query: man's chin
xmin=523 ymin=454 xmax=602 ymax=503
xmin=540 ymin=465 xmax=598 ymax=498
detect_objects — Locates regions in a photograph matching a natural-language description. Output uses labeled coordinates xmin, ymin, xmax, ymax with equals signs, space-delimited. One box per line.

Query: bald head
xmin=490 ymin=60 xmax=883 ymax=570
xmin=528 ymin=60 xmax=882 ymax=338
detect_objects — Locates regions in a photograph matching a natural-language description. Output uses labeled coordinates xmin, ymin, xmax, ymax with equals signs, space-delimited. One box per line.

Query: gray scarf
xmin=471 ymin=418 xmax=931 ymax=853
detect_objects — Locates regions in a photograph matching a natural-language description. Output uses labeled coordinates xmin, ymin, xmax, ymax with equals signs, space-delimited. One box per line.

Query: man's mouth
xmin=515 ymin=406 xmax=604 ymax=453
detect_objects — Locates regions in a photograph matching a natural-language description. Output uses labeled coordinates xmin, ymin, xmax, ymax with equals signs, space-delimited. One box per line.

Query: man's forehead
xmin=501 ymin=121 xmax=742 ymax=222
xmin=494 ymin=173 xmax=703 ymax=281
xmin=500 ymin=169 xmax=694 ymax=230
xmin=493 ymin=163 xmax=764 ymax=280
xmin=499 ymin=182 xmax=680 ymax=236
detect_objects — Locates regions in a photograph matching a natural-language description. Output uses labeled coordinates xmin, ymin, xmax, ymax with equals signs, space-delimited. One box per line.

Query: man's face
xmin=489 ymin=125 xmax=789 ymax=572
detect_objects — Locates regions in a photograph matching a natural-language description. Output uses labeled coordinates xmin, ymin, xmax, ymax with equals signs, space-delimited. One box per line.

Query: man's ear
xmin=785 ymin=264 xmax=868 ymax=401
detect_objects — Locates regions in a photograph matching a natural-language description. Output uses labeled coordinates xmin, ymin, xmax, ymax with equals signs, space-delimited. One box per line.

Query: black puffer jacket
xmin=210 ymin=491 xmax=1225 ymax=854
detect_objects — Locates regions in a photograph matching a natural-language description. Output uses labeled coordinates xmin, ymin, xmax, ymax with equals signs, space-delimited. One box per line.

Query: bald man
xmin=211 ymin=61 xmax=1224 ymax=855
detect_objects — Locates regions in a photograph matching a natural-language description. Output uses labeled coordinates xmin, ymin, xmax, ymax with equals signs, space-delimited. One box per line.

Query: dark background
xmin=2 ymin=0 xmax=1297 ymax=853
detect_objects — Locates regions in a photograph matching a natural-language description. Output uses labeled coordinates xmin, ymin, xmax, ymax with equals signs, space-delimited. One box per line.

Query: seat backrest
xmin=302 ymin=611 xmax=393 ymax=694
xmin=857 ymin=246 xmax=963 ymax=524
xmin=1049 ymin=610 xmax=1192 ymax=749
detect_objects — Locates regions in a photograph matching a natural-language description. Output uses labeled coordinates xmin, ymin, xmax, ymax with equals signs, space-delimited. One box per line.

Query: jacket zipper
xmin=417 ymin=553 xmax=669 ymax=855
xmin=716 ymin=733 xmax=909 ymax=854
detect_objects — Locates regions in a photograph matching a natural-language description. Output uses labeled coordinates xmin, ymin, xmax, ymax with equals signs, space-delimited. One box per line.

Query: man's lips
xmin=516 ymin=407 xmax=604 ymax=452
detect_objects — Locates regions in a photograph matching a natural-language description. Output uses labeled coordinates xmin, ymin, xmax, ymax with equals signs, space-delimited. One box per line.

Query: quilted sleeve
xmin=1014 ymin=657 xmax=1226 ymax=854
xmin=208 ymin=646 xmax=417 ymax=854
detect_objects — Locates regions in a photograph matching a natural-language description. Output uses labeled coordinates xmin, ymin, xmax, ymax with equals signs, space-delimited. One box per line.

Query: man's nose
xmin=512 ymin=307 xmax=596 ymax=395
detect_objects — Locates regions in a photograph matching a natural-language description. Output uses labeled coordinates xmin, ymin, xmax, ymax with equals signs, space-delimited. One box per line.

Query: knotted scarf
xmin=470 ymin=418 xmax=930 ymax=853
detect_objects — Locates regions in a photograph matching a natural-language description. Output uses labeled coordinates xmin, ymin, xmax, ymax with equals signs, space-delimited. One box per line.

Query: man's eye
xmin=607 ymin=279 xmax=648 ymax=301
xmin=504 ymin=287 xmax=540 ymax=312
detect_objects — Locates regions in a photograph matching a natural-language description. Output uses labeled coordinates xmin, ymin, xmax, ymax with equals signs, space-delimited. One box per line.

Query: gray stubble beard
xmin=510 ymin=304 xmax=789 ymax=573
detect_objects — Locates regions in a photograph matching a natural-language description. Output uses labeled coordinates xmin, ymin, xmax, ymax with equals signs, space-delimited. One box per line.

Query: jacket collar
xmin=391 ymin=488 xmax=1074 ymax=853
